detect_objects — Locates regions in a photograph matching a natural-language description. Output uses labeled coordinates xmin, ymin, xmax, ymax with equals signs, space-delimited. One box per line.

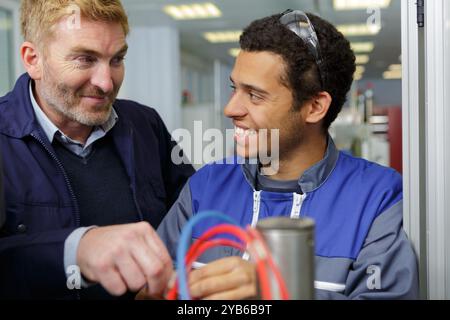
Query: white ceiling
xmin=100 ymin=0 xmax=401 ymax=80
xmin=8 ymin=0 xmax=401 ymax=79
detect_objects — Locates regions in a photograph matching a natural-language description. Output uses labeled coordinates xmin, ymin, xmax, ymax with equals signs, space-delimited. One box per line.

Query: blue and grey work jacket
xmin=158 ymin=138 xmax=419 ymax=299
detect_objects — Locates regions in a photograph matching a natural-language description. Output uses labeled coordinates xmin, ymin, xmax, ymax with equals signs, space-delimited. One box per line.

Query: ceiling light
xmin=355 ymin=66 xmax=366 ymax=74
xmin=355 ymin=55 xmax=370 ymax=64
xmin=388 ymin=64 xmax=402 ymax=71
xmin=163 ymin=3 xmax=221 ymax=20
xmin=337 ymin=23 xmax=381 ymax=36
xmin=383 ymin=70 xmax=402 ymax=79
xmin=334 ymin=0 xmax=391 ymax=10
xmin=383 ymin=64 xmax=402 ymax=79
xmin=354 ymin=65 xmax=365 ymax=80
xmin=229 ymin=48 xmax=241 ymax=57
xmin=351 ymin=42 xmax=375 ymax=53
xmin=204 ymin=31 xmax=242 ymax=43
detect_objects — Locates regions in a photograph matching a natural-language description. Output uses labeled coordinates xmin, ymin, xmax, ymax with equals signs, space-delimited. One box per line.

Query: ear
xmin=304 ymin=91 xmax=332 ymax=124
xmin=21 ymin=41 xmax=43 ymax=80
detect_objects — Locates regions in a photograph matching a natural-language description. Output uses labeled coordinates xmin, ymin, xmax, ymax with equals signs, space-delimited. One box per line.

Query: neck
xmin=261 ymin=132 xmax=328 ymax=181
xmin=33 ymin=82 xmax=93 ymax=144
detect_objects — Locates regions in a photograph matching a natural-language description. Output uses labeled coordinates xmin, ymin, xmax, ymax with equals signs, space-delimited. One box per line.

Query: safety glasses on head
xmin=279 ymin=9 xmax=327 ymax=90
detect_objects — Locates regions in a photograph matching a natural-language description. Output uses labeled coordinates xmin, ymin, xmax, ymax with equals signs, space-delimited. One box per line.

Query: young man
xmin=0 ymin=0 xmax=194 ymax=299
xmin=157 ymin=11 xmax=419 ymax=299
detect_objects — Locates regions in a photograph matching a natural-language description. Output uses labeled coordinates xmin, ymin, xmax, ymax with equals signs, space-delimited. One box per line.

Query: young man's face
xmin=36 ymin=18 xmax=127 ymax=126
xmin=224 ymin=50 xmax=306 ymax=160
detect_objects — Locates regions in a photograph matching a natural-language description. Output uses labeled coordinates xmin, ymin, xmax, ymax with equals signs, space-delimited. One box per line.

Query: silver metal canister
xmin=256 ymin=217 xmax=315 ymax=300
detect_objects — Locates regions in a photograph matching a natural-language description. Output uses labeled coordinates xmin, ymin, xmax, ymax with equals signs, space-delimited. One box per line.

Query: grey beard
xmin=39 ymin=82 xmax=113 ymax=126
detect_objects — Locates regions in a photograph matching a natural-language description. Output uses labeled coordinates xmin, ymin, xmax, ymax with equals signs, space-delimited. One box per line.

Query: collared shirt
xmin=29 ymin=81 xmax=118 ymax=287
xmin=29 ymin=82 xmax=118 ymax=158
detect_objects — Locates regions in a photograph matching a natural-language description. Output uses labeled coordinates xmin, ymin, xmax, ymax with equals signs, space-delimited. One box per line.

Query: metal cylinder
xmin=256 ymin=217 xmax=315 ymax=300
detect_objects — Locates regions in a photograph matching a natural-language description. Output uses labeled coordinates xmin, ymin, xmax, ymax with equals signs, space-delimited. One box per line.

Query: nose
xmin=224 ymin=92 xmax=248 ymax=119
xmin=90 ymin=63 xmax=114 ymax=94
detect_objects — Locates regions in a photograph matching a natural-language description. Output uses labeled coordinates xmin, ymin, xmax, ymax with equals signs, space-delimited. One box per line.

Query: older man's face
xmin=37 ymin=18 xmax=127 ymax=126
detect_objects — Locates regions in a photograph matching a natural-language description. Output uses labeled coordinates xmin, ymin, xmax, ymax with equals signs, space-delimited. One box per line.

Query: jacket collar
xmin=0 ymin=73 xmax=119 ymax=141
xmin=242 ymin=136 xmax=340 ymax=194
xmin=0 ymin=73 xmax=38 ymax=138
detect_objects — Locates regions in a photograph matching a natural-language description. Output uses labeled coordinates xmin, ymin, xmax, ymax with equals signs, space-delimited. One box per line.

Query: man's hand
xmin=135 ymin=271 xmax=177 ymax=300
xmin=77 ymin=221 xmax=173 ymax=297
xmin=188 ymin=257 xmax=257 ymax=300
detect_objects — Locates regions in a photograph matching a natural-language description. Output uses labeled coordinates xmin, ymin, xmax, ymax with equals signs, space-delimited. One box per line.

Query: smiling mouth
xmin=83 ymin=96 xmax=107 ymax=100
xmin=81 ymin=96 xmax=110 ymax=105
xmin=235 ymin=126 xmax=257 ymax=138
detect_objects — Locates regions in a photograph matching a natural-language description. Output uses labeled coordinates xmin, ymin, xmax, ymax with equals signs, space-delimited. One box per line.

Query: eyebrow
xmin=69 ymin=44 xmax=129 ymax=57
xmin=230 ymin=76 xmax=270 ymax=96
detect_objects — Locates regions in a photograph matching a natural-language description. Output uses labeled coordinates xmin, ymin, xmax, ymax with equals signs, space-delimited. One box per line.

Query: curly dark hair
xmin=239 ymin=12 xmax=356 ymax=130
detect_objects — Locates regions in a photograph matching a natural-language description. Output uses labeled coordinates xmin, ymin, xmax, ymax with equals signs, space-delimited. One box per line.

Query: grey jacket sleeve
xmin=318 ymin=200 xmax=420 ymax=300
xmin=157 ymin=181 xmax=194 ymax=262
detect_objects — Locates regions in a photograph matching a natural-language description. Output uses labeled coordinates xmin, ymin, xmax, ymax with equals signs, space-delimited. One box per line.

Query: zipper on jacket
xmin=125 ymin=127 xmax=144 ymax=222
xmin=30 ymin=133 xmax=81 ymax=226
xmin=31 ymin=133 xmax=82 ymax=300
xmin=130 ymin=184 xmax=144 ymax=222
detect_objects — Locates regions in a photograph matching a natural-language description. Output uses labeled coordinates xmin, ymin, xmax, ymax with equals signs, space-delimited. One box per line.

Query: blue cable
xmin=176 ymin=211 xmax=239 ymax=300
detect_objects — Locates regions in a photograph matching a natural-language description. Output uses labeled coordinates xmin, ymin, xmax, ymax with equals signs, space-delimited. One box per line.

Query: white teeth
xmin=235 ymin=126 xmax=257 ymax=137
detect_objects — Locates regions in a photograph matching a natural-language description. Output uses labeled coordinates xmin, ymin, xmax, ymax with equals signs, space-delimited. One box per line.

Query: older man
xmin=0 ymin=0 xmax=194 ymax=299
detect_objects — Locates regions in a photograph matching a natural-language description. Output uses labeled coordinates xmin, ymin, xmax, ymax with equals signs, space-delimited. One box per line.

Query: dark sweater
xmin=53 ymin=134 xmax=139 ymax=228
xmin=53 ymin=135 xmax=139 ymax=300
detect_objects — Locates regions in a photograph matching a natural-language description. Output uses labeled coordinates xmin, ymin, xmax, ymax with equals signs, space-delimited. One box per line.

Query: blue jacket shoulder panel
xmin=189 ymin=159 xmax=249 ymax=235
xmin=305 ymin=152 xmax=402 ymax=259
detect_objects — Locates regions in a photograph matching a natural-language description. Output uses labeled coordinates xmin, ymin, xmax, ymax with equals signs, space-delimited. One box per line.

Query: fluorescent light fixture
xmin=351 ymin=42 xmax=375 ymax=53
xmin=387 ymin=64 xmax=402 ymax=71
xmin=383 ymin=64 xmax=402 ymax=79
xmin=229 ymin=48 xmax=241 ymax=57
xmin=383 ymin=70 xmax=401 ymax=79
xmin=334 ymin=0 xmax=391 ymax=10
xmin=354 ymin=66 xmax=365 ymax=80
xmin=355 ymin=55 xmax=370 ymax=64
xmin=337 ymin=23 xmax=381 ymax=36
xmin=355 ymin=65 xmax=366 ymax=74
xmin=163 ymin=3 xmax=221 ymax=20
xmin=204 ymin=31 xmax=242 ymax=43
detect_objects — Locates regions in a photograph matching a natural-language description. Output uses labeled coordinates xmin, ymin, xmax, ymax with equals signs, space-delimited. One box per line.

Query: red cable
xmin=185 ymin=224 xmax=248 ymax=264
xmin=166 ymin=238 xmax=244 ymax=300
xmin=167 ymin=224 xmax=248 ymax=300
xmin=166 ymin=223 xmax=291 ymax=300
xmin=247 ymin=227 xmax=290 ymax=299
xmin=186 ymin=239 xmax=246 ymax=270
